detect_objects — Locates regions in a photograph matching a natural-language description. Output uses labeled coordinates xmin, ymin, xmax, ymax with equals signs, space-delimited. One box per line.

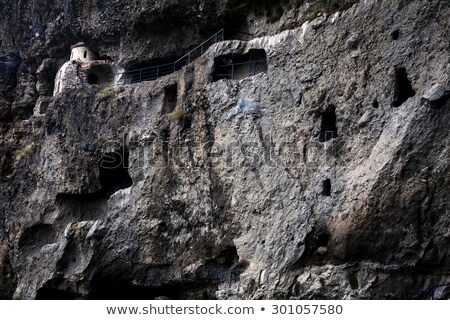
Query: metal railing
xmin=214 ymin=59 xmax=268 ymax=81
xmin=116 ymin=29 xmax=224 ymax=85
xmin=216 ymin=268 xmax=243 ymax=290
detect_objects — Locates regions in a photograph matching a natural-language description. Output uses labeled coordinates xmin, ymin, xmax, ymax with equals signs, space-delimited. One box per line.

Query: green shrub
xmin=96 ymin=86 xmax=117 ymax=102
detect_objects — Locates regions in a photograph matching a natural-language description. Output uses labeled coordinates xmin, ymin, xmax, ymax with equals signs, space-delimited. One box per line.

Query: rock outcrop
xmin=0 ymin=0 xmax=449 ymax=299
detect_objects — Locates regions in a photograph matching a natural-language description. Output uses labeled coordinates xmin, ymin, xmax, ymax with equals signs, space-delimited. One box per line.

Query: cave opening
xmin=372 ymin=99 xmax=379 ymax=108
xmin=125 ymin=57 xmax=177 ymax=83
xmin=35 ymin=279 xmax=84 ymax=300
xmin=216 ymin=246 xmax=239 ymax=269
xmin=36 ymin=287 xmax=81 ymax=300
xmin=213 ymin=49 xmax=267 ymax=81
xmin=391 ymin=30 xmax=400 ymax=40
xmin=87 ymin=73 xmax=98 ymax=85
xmin=180 ymin=117 xmax=192 ymax=136
xmin=317 ymin=232 xmax=330 ymax=247
xmin=86 ymin=64 xmax=113 ymax=86
xmin=210 ymin=246 xmax=245 ymax=292
xmin=291 ymin=227 xmax=331 ymax=268
xmin=56 ymin=192 xmax=109 ymax=223
xmin=53 ymin=151 xmax=132 ymax=221
xmin=56 ymin=147 xmax=133 ymax=213
xmin=347 ymin=272 xmax=359 ymax=290
xmin=162 ymin=84 xmax=178 ymax=114
xmin=88 ymin=278 xmax=182 ymax=300
xmin=392 ymin=67 xmax=415 ymax=107
xmin=322 ymin=179 xmax=331 ymax=196
xmin=319 ymin=105 xmax=338 ymax=142
xmin=99 ymin=148 xmax=133 ymax=195
xmin=87 ymin=276 xmax=216 ymax=300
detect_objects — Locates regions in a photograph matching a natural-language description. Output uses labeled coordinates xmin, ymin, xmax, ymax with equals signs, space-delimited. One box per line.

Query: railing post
xmin=238 ymin=274 xmax=241 ymax=290
xmin=122 ymin=29 xmax=223 ymax=84
xmin=231 ymin=64 xmax=234 ymax=80
xmin=253 ymin=61 xmax=256 ymax=75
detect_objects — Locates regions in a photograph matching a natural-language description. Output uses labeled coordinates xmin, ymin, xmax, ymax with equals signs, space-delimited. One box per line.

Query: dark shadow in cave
xmin=36 ymin=287 xmax=82 ymax=300
xmin=99 ymin=148 xmax=133 ymax=195
xmin=87 ymin=277 xmax=216 ymax=300
xmin=322 ymin=179 xmax=331 ymax=196
xmin=319 ymin=105 xmax=338 ymax=142
xmin=392 ymin=67 xmax=415 ymax=107
xmin=213 ymin=49 xmax=267 ymax=81
xmin=55 ymin=147 xmax=132 ymax=221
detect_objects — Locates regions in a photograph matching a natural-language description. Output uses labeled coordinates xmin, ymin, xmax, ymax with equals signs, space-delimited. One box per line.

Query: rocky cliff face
xmin=0 ymin=0 xmax=449 ymax=300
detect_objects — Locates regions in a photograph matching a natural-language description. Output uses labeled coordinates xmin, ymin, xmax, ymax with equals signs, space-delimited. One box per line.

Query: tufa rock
xmin=421 ymin=83 xmax=450 ymax=108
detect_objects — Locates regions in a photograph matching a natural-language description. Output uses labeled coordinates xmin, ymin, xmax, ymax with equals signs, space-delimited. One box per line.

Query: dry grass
xmin=13 ymin=143 xmax=34 ymax=167
xmin=96 ymin=86 xmax=117 ymax=102
xmin=168 ymin=108 xmax=185 ymax=120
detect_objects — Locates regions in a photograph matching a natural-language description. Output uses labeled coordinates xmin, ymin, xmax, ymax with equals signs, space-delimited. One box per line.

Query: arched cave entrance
xmin=86 ymin=64 xmax=113 ymax=86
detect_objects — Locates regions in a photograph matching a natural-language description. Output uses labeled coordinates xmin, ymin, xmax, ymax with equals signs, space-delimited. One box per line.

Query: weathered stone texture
xmin=0 ymin=0 xmax=449 ymax=299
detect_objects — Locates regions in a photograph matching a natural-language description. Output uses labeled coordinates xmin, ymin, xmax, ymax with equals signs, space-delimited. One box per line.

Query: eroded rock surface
xmin=0 ymin=0 xmax=449 ymax=299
